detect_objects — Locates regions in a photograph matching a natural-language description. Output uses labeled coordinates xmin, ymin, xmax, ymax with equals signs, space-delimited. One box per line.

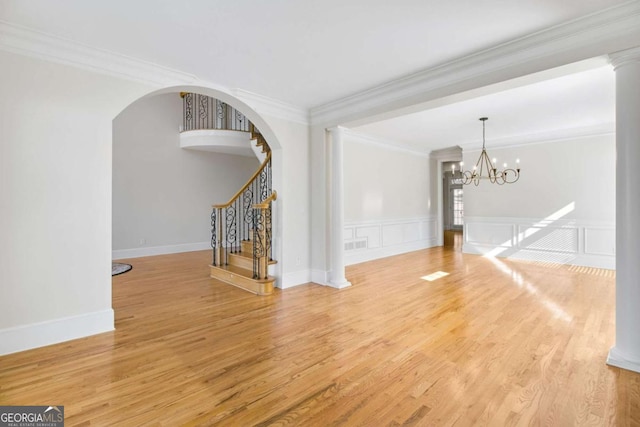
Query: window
xmin=452 ymin=188 xmax=463 ymax=227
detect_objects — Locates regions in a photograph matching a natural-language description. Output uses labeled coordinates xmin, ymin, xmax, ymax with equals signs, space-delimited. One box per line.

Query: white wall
xmin=342 ymin=135 xmax=437 ymax=265
xmin=0 ymin=49 xmax=313 ymax=355
xmin=112 ymin=94 xmax=259 ymax=258
xmin=256 ymin=115 xmax=311 ymax=288
xmin=0 ymin=51 xmax=153 ymax=355
xmin=462 ymin=134 xmax=615 ymax=268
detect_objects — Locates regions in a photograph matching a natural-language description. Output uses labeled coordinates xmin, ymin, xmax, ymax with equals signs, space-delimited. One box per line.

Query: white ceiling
xmin=353 ymin=62 xmax=616 ymax=153
xmin=0 ymin=1 xmax=627 ymax=151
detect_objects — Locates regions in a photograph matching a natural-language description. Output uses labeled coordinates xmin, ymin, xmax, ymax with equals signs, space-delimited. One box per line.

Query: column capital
xmin=609 ymin=46 xmax=640 ymax=70
xmin=326 ymin=126 xmax=348 ymax=134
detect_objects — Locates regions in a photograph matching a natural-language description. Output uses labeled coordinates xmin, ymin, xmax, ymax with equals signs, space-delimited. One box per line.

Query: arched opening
xmin=111 ymin=85 xmax=284 ymax=301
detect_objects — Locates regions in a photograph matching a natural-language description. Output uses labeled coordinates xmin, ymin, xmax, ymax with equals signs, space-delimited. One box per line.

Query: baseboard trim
xmin=327 ymin=279 xmax=352 ymax=289
xmin=113 ymin=241 xmax=211 ymax=260
xmin=311 ymin=270 xmax=329 ymax=286
xmin=0 ymin=309 xmax=114 ymax=356
xmin=280 ymin=270 xmax=312 ymax=289
xmin=607 ymin=347 xmax=640 ymax=373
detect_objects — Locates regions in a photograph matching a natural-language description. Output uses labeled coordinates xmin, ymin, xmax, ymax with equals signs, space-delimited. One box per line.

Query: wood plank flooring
xmin=1 ymin=246 xmax=639 ymax=426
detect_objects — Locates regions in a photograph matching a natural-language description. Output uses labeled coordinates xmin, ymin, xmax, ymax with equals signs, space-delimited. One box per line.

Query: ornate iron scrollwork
xmin=216 ymin=99 xmax=225 ymax=120
xmin=225 ymin=205 xmax=237 ymax=253
xmin=210 ymin=209 xmax=217 ymax=265
xmin=243 ymin=188 xmax=254 ymax=237
xmin=184 ymin=93 xmax=193 ymax=130
xmin=265 ymin=205 xmax=273 ymax=261
xmin=259 ymin=168 xmax=269 ymax=201
xmin=199 ymin=94 xmax=208 ymax=120
xmin=182 ymin=93 xmax=253 ymax=132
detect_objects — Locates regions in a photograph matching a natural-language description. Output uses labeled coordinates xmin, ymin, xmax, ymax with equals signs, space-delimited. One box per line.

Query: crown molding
xmin=233 ymin=89 xmax=309 ymax=125
xmin=0 ymin=20 xmax=310 ymax=122
xmin=310 ymin=1 xmax=640 ymax=127
xmin=458 ymin=122 xmax=615 ymax=152
xmin=609 ymin=46 xmax=640 ymax=69
xmin=0 ymin=20 xmax=197 ymax=87
xmin=342 ymin=129 xmax=430 ymax=157
xmin=430 ymin=147 xmax=463 ymax=161
xmin=344 ymin=123 xmax=615 ymax=158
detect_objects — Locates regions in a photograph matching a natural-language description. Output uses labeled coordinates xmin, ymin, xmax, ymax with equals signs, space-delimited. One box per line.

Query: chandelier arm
xmin=481 ymin=149 xmax=493 ymax=181
xmin=503 ymin=168 xmax=520 ymax=184
xmin=462 ymin=170 xmax=473 ymax=185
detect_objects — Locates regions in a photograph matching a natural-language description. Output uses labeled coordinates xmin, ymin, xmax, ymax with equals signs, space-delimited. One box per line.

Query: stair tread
xmin=229 ymin=251 xmax=277 ymax=264
xmin=210 ymin=263 xmax=274 ymax=282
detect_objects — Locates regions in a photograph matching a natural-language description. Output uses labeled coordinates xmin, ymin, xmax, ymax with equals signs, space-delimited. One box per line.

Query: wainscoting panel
xmin=382 ymin=224 xmax=405 ymax=247
xmin=345 ymin=217 xmax=438 ymax=265
xmin=344 ymin=228 xmax=354 ymax=240
xmin=402 ymin=222 xmax=421 ymax=244
xmin=464 ymin=217 xmax=615 ymax=269
xmin=518 ymin=225 xmax=579 ymax=253
xmin=465 ymin=222 xmax=514 ymax=247
xmin=584 ymin=227 xmax=616 ymax=256
xmin=357 ymin=225 xmax=381 ymax=248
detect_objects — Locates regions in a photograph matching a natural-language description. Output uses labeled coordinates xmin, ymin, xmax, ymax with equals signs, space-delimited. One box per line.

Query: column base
xmin=607 ymin=346 xmax=640 ymax=373
xmin=328 ymin=279 xmax=352 ymax=289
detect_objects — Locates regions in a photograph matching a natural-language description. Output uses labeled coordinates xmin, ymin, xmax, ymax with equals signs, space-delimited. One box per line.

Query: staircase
xmin=207 ymin=126 xmax=277 ymax=295
xmin=180 ymin=92 xmax=277 ymax=295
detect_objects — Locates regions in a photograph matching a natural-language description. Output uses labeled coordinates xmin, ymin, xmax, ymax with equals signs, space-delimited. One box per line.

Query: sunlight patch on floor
xmin=421 ymin=271 xmax=450 ymax=281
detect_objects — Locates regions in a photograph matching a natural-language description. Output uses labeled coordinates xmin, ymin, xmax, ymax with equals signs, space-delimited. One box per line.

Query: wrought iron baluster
xmin=267 ymin=202 xmax=273 ymax=262
xmin=208 ymin=96 xmax=213 ymax=130
xmin=198 ymin=94 xmax=207 ymax=129
xmin=211 ymin=208 xmax=217 ymax=266
xmin=225 ymin=102 xmax=231 ymax=130
xmin=184 ymin=93 xmax=193 ymax=131
xmin=243 ymin=187 xmax=253 ymax=243
xmin=252 ymin=211 xmax=258 ymax=278
xmin=217 ymin=208 xmax=223 ymax=266
xmin=226 ymin=204 xmax=237 ymax=260
xmin=235 ymin=198 xmax=239 ymax=252
xmin=183 ymin=92 xmax=256 ymax=133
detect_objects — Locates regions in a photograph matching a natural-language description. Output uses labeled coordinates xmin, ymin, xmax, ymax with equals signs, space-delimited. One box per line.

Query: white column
xmin=607 ymin=46 xmax=640 ymax=373
xmin=327 ymin=127 xmax=352 ymax=289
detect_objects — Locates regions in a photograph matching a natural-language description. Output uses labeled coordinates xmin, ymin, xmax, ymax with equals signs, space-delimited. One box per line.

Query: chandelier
xmin=456 ymin=117 xmax=520 ymax=186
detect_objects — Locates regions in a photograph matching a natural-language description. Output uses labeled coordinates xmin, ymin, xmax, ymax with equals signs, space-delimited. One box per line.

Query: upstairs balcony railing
xmin=181 ymin=92 xmax=250 ymax=132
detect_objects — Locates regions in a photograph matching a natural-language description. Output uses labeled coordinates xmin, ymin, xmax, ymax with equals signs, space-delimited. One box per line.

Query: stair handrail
xmin=212 ymin=151 xmax=272 ymax=209
xmin=252 ymin=190 xmax=277 ymax=209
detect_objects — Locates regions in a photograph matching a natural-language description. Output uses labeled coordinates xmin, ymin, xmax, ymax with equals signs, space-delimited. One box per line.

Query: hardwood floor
xmin=444 ymin=229 xmax=463 ymax=251
xmin=1 ymin=247 xmax=639 ymax=426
